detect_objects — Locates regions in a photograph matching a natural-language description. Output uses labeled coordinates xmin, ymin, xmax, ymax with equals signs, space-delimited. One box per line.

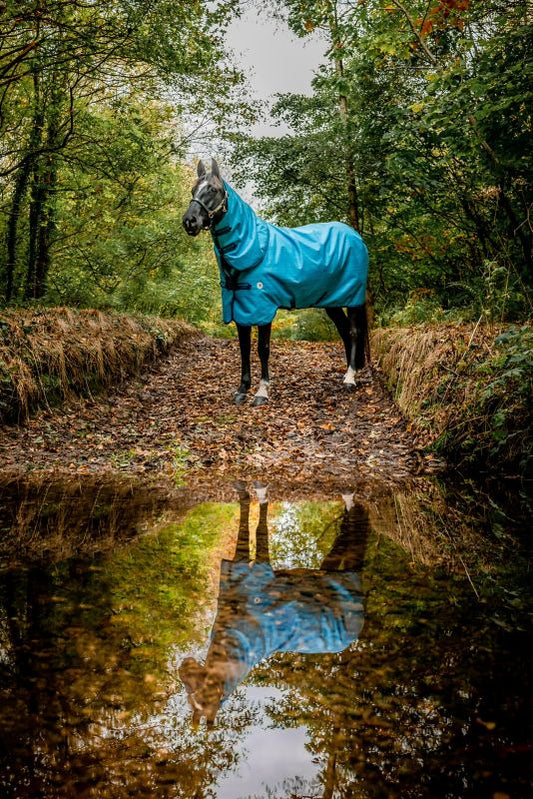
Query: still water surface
xmin=0 ymin=475 xmax=531 ymax=798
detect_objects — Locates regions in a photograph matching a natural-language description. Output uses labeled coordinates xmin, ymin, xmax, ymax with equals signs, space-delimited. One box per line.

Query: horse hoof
xmin=344 ymin=381 xmax=357 ymax=392
xmin=252 ymin=395 xmax=268 ymax=407
xmin=234 ymin=392 xmax=248 ymax=405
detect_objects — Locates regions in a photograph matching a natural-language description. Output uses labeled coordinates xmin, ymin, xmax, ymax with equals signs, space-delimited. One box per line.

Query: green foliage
xmin=234 ymin=0 xmax=532 ymax=324
xmin=2 ymin=0 xmax=530 ymax=332
xmin=477 ymin=326 xmax=533 ymax=473
xmin=0 ymin=0 xmax=247 ymax=321
xmin=269 ymin=308 xmax=337 ymax=341
xmin=42 ymin=92 xmax=221 ymax=323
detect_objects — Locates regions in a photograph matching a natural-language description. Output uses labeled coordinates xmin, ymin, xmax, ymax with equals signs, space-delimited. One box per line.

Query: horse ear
xmin=211 ymin=158 xmax=221 ymax=180
xmin=197 ymin=160 xmax=206 ymax=178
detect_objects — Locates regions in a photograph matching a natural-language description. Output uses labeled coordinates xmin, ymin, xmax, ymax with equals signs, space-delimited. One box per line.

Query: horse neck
xmin=213 ymin=182 xmax=265 ymax=270
xmin=222 ymin=181 xmax=257 ymax=227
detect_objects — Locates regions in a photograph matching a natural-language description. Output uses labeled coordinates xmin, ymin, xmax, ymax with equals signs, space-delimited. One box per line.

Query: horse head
xmin=182 ymin=158 xmax=227 ymax=236
xmin=178 ymin=655 xmax=227 ymax=729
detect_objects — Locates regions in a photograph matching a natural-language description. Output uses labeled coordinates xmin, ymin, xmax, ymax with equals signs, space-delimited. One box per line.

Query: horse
xmin=182 ymin=158 xmax=369 ymax=406
xmin=179 ymin=480 xmax=369 ymax=728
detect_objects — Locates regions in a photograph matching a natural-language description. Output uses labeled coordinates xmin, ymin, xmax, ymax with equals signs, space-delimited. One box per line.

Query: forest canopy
xmin=233 ymin=0 xmax=532 ymax=325
xmin=0 ymin=0 xmax=531 ymax=328
xmin=0 ymin=0 xmax=246 ymax=321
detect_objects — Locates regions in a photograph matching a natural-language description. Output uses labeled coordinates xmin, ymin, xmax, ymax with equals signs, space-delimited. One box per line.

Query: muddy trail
xmin=0 ymin=335 xmax=435 ymax=499
xmin=2 ymin=335 xmax=533 ymax=799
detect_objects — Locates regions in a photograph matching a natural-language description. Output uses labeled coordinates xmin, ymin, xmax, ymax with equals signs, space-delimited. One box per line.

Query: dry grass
xmin=373 ymin=323 xmax=502 ymax=426
xmin=0 ymin=307 xmax=195 ymax=424
xmin=0 ymin=472 xmax=191 ymax=566
xmin=372 ymin=323 xmax=532 ymax=475
xmin=369 ymin=480 xmax=491 ymax=576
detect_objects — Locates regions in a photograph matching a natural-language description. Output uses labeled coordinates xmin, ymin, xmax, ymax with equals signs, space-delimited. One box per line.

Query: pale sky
xmin=185 ymin=4 xmax=325 ymax=198
xmin=225 ymin=4 xmax=325 ymax=137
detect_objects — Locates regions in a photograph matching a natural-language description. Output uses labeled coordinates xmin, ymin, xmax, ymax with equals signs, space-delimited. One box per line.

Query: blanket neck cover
xmin=211 ymin=181 xmax=368 ymax=327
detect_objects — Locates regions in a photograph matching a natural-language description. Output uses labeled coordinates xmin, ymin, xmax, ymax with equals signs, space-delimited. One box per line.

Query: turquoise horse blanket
xmin=211 ymin=182 xmax=368 ymax=327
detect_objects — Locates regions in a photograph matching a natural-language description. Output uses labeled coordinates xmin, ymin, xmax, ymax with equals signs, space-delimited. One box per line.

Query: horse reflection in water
xmin=179 ymin=482 xmax=369 ymax=728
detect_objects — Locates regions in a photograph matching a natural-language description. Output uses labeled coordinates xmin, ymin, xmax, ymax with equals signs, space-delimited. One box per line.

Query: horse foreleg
xmin=235 ymin=323 xmax=252 ymax=404
xmin=253 ymin=323 xmax=271 ymax=407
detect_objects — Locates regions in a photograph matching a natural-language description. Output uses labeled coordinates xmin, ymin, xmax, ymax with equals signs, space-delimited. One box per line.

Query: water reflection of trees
xmin=0 ymin=477 xmax=530 ymax=798
xmin=251 ymin=484 xmax=532 ymax=799
xmin=0 ymin=501 xmax=256 ymax=798
xmin=0 ymin=474 xmax=189 ymax=565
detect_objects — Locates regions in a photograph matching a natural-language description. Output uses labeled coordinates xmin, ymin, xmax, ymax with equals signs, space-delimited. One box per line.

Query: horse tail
xmin=354 ymin=302 xmax=370 ymax=370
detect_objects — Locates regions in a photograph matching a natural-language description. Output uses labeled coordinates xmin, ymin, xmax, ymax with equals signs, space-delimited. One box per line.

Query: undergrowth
xmin=373 ymin=323 xmax=532 ymax=478
xmin=0 ymin=307 xmax=193 ymax=424
xmin=199 ymin=308 xmax=339 ymax=341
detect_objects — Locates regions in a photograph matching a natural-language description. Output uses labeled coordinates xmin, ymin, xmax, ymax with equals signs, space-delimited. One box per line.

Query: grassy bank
xmin=0 ymin=472 xmax=191 ymax=566
xmin=0 ymin=307 xmax=194 ymax=424
xmin=372 ymin=323 xmax=532 ymax=478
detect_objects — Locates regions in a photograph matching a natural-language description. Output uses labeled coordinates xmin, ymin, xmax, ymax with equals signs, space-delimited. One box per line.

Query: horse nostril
xmin=184 ymin=216 xmax=199 ymax=236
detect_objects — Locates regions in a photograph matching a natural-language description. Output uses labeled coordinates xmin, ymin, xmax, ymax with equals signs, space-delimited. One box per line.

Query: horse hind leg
xmin=344 ymin=304 xmax=369 ymax=388
xmin=326 ymin=307 xmax=357 ymax=387
xmin=253 ymin=323 xmax=271 ymax=407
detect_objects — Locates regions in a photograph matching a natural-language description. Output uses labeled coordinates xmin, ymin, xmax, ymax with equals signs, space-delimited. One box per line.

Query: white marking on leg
xmin=341 ymin=491 xmax=355 ymax=511
xmin=255 ymin=379 xmax=269 ymax=400
xmin=253 ymin=481 xmax=268 ymax=504
xmin=343 ymin=366 xmax=356 ymax=385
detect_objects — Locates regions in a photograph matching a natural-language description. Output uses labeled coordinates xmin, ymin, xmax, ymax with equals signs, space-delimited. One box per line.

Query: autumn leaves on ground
xmin=0 ymin=329 xmax=424 ymax=501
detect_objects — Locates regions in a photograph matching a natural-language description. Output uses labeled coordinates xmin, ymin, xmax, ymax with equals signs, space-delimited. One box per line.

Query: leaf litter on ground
xmin=0 ymin=336 xmax=439 ymax=501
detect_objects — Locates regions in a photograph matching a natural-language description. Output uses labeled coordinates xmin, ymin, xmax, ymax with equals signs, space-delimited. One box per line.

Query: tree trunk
xmin=5 ymin=158 xmax=33 ymax=301
xmin=4 ymin=70 xmax=44 ymax=301
xmin=25 ymin=164 xmax=43 ymax=298
xmin=335 ymin=60 xmax=360 ymax=232
xmin=330 ymin=6 xmax=360 ymax=232
xmin=498 ymin=184 xmax=532 ymax=280
xmin=25 ymin=79 xmax=61 ymax=300
xmin=34 ymin=162 xmax=57 ymax=299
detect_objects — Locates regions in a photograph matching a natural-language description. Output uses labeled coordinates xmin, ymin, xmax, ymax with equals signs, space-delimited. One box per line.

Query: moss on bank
xmin=372 ymin=323 xmax=532 ymax=478
xmin=0 ymin=307 xmax=194 ymax=424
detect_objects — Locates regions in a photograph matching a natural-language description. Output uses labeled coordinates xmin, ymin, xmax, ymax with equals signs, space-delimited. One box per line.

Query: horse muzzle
xmin=182 ymin=211 xmax=202 ymax=237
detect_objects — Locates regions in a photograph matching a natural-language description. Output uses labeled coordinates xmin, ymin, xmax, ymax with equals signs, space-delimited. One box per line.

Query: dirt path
xmin=0 ymin=335 xmax=434 ymax=499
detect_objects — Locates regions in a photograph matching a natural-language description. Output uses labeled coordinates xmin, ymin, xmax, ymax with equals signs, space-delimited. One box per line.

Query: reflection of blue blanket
xmin=212 ymin=182 xmax=368 ymax=326
xmin=213 ymin=560 xmax=364 ymax=699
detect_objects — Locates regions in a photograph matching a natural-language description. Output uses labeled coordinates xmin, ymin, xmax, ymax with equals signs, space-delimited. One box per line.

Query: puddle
xmin=0 ymin=474 xmax=531 ymax=798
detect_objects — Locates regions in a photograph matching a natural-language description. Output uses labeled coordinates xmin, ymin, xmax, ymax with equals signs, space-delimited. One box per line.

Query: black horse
xmin=179 ymin=481 xmax=369 ymax=728
xmin=183 ymin=159 xmax=369 ymax=406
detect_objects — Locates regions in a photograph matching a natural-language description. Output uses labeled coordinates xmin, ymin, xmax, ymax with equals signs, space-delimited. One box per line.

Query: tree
xmin=0 ymin=0 xmax=245 ymax=305
xmin=235 ymin=0 xmax=532 ymax=321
